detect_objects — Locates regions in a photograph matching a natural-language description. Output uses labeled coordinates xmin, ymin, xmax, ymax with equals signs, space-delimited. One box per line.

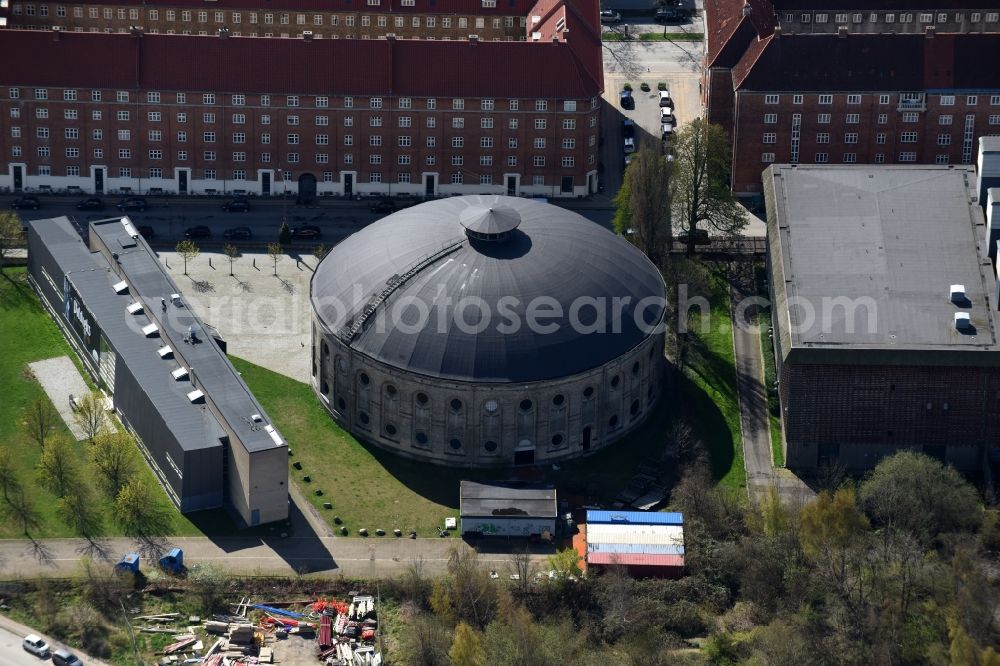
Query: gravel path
xmin=27 ymin=356 xmax=94 ymax=440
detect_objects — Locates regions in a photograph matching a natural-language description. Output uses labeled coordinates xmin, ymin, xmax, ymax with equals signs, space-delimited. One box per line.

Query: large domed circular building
xmin=310 ymin=196 xmax=666 ymax=466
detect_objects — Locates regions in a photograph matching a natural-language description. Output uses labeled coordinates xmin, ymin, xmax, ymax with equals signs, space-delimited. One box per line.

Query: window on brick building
xmin=762 ymin=133 xmax=776 ymax=144
xmin=843 ymin=153 xmax=857 ymax=163
xmin=817 ymin=114 xmax=831 ymax=124
xmin=815 ymin=152 xmax=829 ymax=163
xmin=875 ymin=153 xmax=885 ymax=163
xmin=878 ymin=114 xmax=888 ymax=124
xmin=764 ymin=94 xmax=779 ymax=105
xmin=940 ymin=95 xmax=955 ymax=106
xmin=938 ymin=134 xmax=951 ymax=145
xmin=846 ymin=94 xmax=861 ymax=105
xmin=902 ymin=112 xmax=919 ymax=123
xmin=967 ymin=95 xmax=979 ymax=106
xmin=990 ymin=115 xmax=1000 ymax=125
xmin=533 ymin=156 xmax=545 ymax=166
xmin=935 ymin=154 xmax=950 ymax=164
xmin=846 ymin=114 xmax=859 ymax=124
xmin=879 ymin=94 xmax=890 ymax=105
xmin=818 ymin=94 xmax=833 ymax=105
xmin=844 ymin=133 xmax=858 ymax=144
xmin=764 ymin=113 xmax=777 ymax=124
xmin=899 ymin=151 xmax=917 ymax=162
xmin=816 ymin=133 xmax=830 ymax=144
xmin=900 ymin=131 xmax=918 ymax=143
xmin=793 ymin=94 xmax=803 ymax=105
xmin=761 ymin=153 xmax=775 ymax=163
xmin=534 ymin=138 xmax=546 ymax=148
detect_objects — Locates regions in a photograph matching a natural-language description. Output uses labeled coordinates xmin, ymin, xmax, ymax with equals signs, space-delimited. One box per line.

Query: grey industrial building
xmin=764 ymin=164 xmax=1000 ymax=473
xmin=459 ymin=481 xmax=557 ymax=538
xmin=27 ymin=216 xmax=289 ymax=526
xmin=310 ymin=196 xmax=667 ymax=466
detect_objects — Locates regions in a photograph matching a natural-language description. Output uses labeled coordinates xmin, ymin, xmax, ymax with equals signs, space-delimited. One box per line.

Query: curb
xmin=0 ymin=612 xmax=112 ymax=666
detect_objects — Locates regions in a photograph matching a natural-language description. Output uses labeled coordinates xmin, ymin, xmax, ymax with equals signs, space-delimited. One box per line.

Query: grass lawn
xmin=603 ymin=32 xmax=704 ymax=42
xmin=0 ymin=267 xmax=214 ymax=538
xmin=676 ymin=260 xmax=746 ymax=490
xmin=754 ymin=265 xmax=785 ymax=467
xmin=233 ymin=357 xmax=678 ymax=537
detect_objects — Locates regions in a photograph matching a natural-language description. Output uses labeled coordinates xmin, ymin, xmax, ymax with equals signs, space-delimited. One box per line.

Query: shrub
xmin=658 ymin=82 xmax=667 ymax=91
xmin=623 ymin=83 xmax=633 ymax=91
xmin=640 ymin=82 xmax=651 ymax=92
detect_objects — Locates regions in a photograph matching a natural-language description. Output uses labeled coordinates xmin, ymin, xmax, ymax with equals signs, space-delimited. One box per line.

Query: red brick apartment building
xmin=705 ymin=0 xmax=1000 ymax=194
xmin=0 ymin=0 xmax=604 ymax=198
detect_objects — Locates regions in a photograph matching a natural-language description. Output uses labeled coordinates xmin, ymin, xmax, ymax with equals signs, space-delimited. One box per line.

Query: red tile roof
xmin=0 ymin=29 xmax=601 ymax=98
xmin=705 ymin=0 xmax=776 ymax=69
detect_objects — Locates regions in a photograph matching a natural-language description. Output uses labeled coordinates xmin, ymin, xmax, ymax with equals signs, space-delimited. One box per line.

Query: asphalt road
xmin=0 ymin=536 xmax=553 ymax=580
xmin=0 ymin=615 xmax=110 ymax=666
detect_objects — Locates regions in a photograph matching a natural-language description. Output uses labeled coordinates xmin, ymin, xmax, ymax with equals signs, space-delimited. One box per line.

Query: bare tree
xmin=175 ymin=239 xmax=200 ymax=275
xmin=58 ymin=482 xmax=103 ymax=538
xmin=0 ymin=211 xmax=24 ymax=274
xmin=23 ymin=398 xmax=59 ymax=451
xmin=73 ymin=390 xmax=107 ymax=443
xmin=614 ymin=146 xmax=674 ymax=264
xmin=223 ymin=244 xmax=239 ymax=276
xmin=266 ymin=243 xmax=283 ymax=276
xmin=0 ymin=446 xmax=19 ymax=501
xmin=4 ymin=485 xmax=41 ymax=535
xmin=506 ymin=546 xmax=536 ymax=599
xmin=672 ymin=118 xmax=746 ymax=255
xmin=37 ymin=436 xmax=79 ymax=498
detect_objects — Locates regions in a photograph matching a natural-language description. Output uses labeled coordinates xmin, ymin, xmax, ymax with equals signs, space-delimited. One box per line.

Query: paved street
xmin=0 ymin=536 xmax=551 ymax=579
xmin=0 ymin=615 xmax=110 ymax=666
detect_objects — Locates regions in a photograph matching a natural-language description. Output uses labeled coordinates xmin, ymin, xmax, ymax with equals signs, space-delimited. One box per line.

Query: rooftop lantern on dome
xmin=459 ymin=206 xmax=521 ymax=242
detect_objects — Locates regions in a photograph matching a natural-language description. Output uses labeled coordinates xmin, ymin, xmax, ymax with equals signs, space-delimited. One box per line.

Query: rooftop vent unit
xmin=121 ymin=217 xmax=139 ymax=238
xmin=251 ymin=414 xmax=263 ymax=423
xmin=157 ymin=345 xmax=173 ymax=358
xmin=113 ymin=280 xmax=128 ymax=294
xmin=171 ymin=367 xmax=189 ymax=381
xmin=187 ymin=389 xmax=205 ymax=403
xmin=126 ymin=301 xmax=144 ymax=315
xmin=950 ymin=284 xmax=966 ymax=303
xmin=954 ymin=312 xmax=972 ymax=330
xmin=142 ymin=323 xmax=159 ymax=337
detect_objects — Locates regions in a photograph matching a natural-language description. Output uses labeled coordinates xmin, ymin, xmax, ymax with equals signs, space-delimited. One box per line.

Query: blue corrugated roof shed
xmin=586 ymin=510 xmax=684 ymax=526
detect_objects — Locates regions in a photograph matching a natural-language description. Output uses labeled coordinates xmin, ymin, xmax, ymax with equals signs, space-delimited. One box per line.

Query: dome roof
xmin=311 ymin=196 xmax=665 ymax=383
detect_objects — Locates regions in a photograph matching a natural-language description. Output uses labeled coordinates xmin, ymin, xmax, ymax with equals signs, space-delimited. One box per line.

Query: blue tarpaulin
xmin=251 ymin=604 xmax=303 ymax=619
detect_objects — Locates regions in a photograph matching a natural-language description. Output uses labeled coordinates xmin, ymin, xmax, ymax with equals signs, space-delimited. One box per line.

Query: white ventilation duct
xmin=950 ymin=284 xmax=966 ymax=302
xmin=954 ymin=312 xmax=971 ymax=330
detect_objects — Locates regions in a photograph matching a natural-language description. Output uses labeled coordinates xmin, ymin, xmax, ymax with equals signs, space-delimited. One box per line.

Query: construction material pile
xmin=315 ymin=595 xmax=381 ymax=666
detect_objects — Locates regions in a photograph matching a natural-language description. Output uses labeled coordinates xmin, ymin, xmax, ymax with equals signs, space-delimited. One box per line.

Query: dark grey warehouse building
xmin=27 ymin=216 xmax=288 ymax=526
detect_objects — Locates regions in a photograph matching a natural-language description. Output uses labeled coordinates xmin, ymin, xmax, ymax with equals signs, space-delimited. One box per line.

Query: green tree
xmin=223 ymin=244 xmax=239 ymax=276
xmin=267 ymin=242 xmax=283 ymax=276
xmin=546 ymin=548 xmax=582 ymax=580
xmin=799 ymin=487 xmax=869 ymax=562
xmin=397 ymin=612 xmax=450 ymax=666
xmin=73 ymin=390 xmax=106 ymax=444
xmin=0 ymin=210 xmax=23 ymax=274
xmin=0 ymin=445 xmax=20 ymax=501
xmin=58 ymin=481 xmax=103 ymax=538
xmin=449 ymin=622 xmax=485 ymax=666
xmin=613 ymin=146 xmax=674 ymax=264
xmin=672 ymin=118 xmax=745 ymax=255
xmin=91 ymin=430 xmax=138 ymax=498
xmin=175 ymin=239 xmax=200 ymax=275
xmin=36 ymin=436 xmax=78 ymax=498
xmin=114 ymin=479 xmax=172 ymax=539
xmin=278 ymin=222 xmax=292 ymax=246
xmin=858 ymin=451 xmax=983 ymax=542
xmin=23 ymin=398 xmax=59 ymax=452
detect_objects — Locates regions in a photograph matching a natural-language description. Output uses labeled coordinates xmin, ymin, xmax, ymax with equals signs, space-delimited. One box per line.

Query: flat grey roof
xmin=459 ymin=481 xmax=557 ymax=519
xmin=29 ymin=217 xmax=225 ymax=453
xmin=87 ymin=218 xmax=286 ymax=455
xmin=766 ymin=165 xmax=999 ymax=353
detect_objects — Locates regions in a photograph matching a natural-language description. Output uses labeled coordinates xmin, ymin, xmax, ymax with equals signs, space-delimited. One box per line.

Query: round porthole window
xmin=416 ymin=392 xmax=429 ymax=405
xmin=484 ymin=400 xmax=499 ymax=414
xmin=630 ymin=400 xmax=640 ymax=416
xmin=449 ymin=438 xmax=462 ymax=450
xmin=551 ymin=433 xmax=564 ymax=446
xmin=359 ymin=411 xmax=370 ymax=424
xmin=415 ymin=431 xmax=429 ymax=445
xmin=583 ymin=386 xmax=595 ymax=399
xmin=337 ymin=397 xmax=347 ymax=410
xmin=359 ymin=372 xmax=370 ymax=385
xmin=609 ymin=414 xmax=619 ymax=428
xmin=484 ymin=440 xmax=498 ymax=452
xmin=610 ymin=375 xmax=621 ymax=389
xmin=385 ymin=423 xmax=397 ymax=436
xmin=519 ymin=399 xmax=533 ymax=412
xmin=632 ymin=361 xmax=640 ymax=376
xmin=552 ymin=394 xmax=565 ymax=407
xmin=385 ymin=384 xmax=397 ymax=397
xmin=450 ymin=398 xmax=463 ymax=412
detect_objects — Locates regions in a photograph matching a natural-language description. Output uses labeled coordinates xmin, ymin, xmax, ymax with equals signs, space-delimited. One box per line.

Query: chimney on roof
xmin=129 ymin=25 xmax=143 ymax=37
xmin=218 ymin=27 xmax=230 ymax=38
xmin=925 ymin=25 xmax=936 ymax=38
xmin=302 ymin=30 xmax=314 ymax=40
xmin=386 ymin=32 xmax=396 ymax=41
xmin=837 ymin=26 xmax=848 ymax=38
xmin=469 ymin=34 xmax=479 ymax=43
xmin=51 ymin=26 xmax=61 ymax=41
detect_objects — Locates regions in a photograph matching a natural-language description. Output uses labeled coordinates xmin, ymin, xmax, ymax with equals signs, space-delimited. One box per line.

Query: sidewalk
xmin=0 ymin=612 xmax=112 ymax=666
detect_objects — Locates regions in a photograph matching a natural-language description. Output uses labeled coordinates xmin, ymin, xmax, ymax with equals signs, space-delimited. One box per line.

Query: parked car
xmin=184 ymin=225 xmax=212 ymax=239
xmin=368 ymin=199 xmax=396 ymax=214
xmin=619 ymin=88 xmax=634 ymax=110
xmin=622 ymin=119 xmax=635 ymax=139
xmin=52 ymin=648 xmax=84 ymax=666
xmin=660 ymin=107 xmax=675 ymax=123
xmin=75 ymin=197 xmax=105 ymax=211
xmin=116 ymin=197 xmax=147 ymax=212
xmin=10 ymin=195 xmax=41 ymax=210
xmin=22 ymin=635 xmax=50 ymax=658
xmin=678 ymin=228 xmax=711 ymax=245
xmin=661 ymin=122 xmax=674 ymax=137
xmin=290 ymin=225 xmax=322 ymax=241
xmin=654 ymin=7 xmax=686 ymax=22
xmin=659 ymin=90 xmax=674 ymax=108
xmin=137 ymin=225 xmax=155 ymax=239
xmin=222 ymin=226 xmax=253 ymax=240
xmin=221 ymin=198 xmax=251 ymax=212
xmin=599 ymin=9 xmax=622 ymax=23
xmin=624 ymin=136 xmax=636 ymax=154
